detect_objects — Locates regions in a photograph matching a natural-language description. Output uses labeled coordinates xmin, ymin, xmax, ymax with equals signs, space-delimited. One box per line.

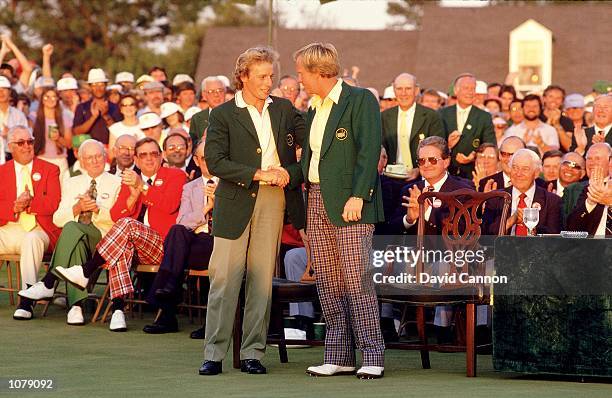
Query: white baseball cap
xmin=172 ymin=74 xmax=194 ymax=86
xmin=0 ymin=76 xmax=10 ymax=89
xmin=34 ymin=76 xmax=55 ymax=89
xmin=87 ymin=68 xmax=108 ymax=84
xmin=138 ymin=112 xmax=162 ymax=130
xmin=184 ymin=106 xmax=201 ymax=122
xmin=57 ymin=77 xmax=78 ymax=91
xmin=115 ymin=71 xmax=134 ymax=83
xmin=476 ymin=80 xmax=488 ymax=95
xmin=160 ymin=102 xmax=181 ymax=119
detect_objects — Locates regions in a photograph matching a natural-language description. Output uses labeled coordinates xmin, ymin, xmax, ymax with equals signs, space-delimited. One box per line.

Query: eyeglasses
xmin=205 ymin=88 xmax=225 ymax=95
xmin=137 ymin=151 xmax=161 ymax=159
xmin=120 ymin=102 xmax=136 ymax=107
xmin=417 ymin=157 xmax=445 ymax=166
xmin=166 ymin=144 xmax=186 ymax=152
xmin=499 ymin=150 xmax=515 ymax=159
xmin=280 ymin=86 xmax=298 ymax=92
xmin=117 ymin=145 xmax=135 ymax=154
xmin=82 ymin=154 xmax=104 ymax=162
xmin=561 ymin=160 xmax=582 ymax=170
xmin=10 ymin=139 xmax=34 ymax=147
xmin=477 ymin=153 xmax=497 ymax=160
xmin=43 ymin=95 xmax=58 ymax=101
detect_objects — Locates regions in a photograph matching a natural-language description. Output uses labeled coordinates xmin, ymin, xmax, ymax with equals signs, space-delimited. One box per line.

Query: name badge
xmin=432 ymin=198 xmax=442 ymax=208
xmin=32 ymin=172 xmax=42 ymax=181
xmin=101 ymin=193 xmax=110 ymax=199
xmin=154 ymin=179 xmax=163 ymax=186
xmin=335 ymin=128 xmax=348 ymax=141
xmin=466 ymin=124 xmax=472 ymax=130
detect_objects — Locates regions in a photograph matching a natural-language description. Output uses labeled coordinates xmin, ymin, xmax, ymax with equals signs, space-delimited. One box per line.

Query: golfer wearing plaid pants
xmin=295 ymin=43 xmax=386 ymax=379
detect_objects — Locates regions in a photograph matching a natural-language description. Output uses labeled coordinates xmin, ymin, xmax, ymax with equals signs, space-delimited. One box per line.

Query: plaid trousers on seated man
xmin=99 ymin=217 xmax=164 ymax=299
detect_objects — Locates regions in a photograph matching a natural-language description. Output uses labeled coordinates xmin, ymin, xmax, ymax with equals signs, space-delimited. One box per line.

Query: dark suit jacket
xmin=562 ymin=180 xmax=588 ymax=228
xmin=185 ymin=156 xmax=201 ymax=180
xmin=188 ymin=108 xmax=210 ymax=144
xmin=438 ymin=105 xmax=496 ymax=178
xmin=483 ymin=185 xmax=562 ymax=235
xmin=381 ymin=104 xmax=445 ymax=168
xmin=478 ymin=171 xmax=546 ymax=192
xmin=0 ymin=158 xmax=62 ymax=250
xmin=570 ymin=126 xmax=612 ymax=154
xmin=300 ymin=82 xmax=385 ymax=226
xmin=205 ymin=95 xmax=306 ymax=239
xmin=389 ymin=175 xmax=475 ymax=235
xmin=566 ymin=184 xmax=607 ymax=235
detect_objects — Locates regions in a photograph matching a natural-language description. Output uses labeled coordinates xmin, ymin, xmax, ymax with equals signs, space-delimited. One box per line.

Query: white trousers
xmin=0 ymin=223 xmax=50 ymax=289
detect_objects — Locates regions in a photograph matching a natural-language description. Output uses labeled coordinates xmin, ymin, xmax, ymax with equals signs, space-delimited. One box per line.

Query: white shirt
xmin=456 ymin=104 xmax=472 ymax=133
xmin=234 ymin=91 xmax=280 ymax=176
xmin=53 ymin=172 xmax=122 ymax=236
xmin=141 ymin=173 xmax=157 ymax=227
xmin=109 ymin=121 xmax=145 ymax=142
xmin=194 ymin=175 xmax=220 ymax=234
xmin=14 ymin=160 xmax=33 ymax=194
xmin=585 ymin=177 xmax=609 ymax=236
xmin=396 ymin=102 xmax=417 ymax=164
xmin=510 ymin=183 xmax=536 ymax=235
xmin=555 ymin=178 xmax=565 ymax=198
xmin=593 ymin=123 xmax=612 ymax=138
xmin=403 ymin=172 xmax=449 ymax=228
xmin=503 ymin=172 xmax=512 ymax=188
xmin=503 ymin=120 xmax=560 ymax=152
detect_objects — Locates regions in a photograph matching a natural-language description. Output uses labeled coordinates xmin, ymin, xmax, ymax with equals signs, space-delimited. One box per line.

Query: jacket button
xmin=251 ymin=193 xmax=256 ymax=198
xmin=256 ymin=148 xmax=262 ymax=154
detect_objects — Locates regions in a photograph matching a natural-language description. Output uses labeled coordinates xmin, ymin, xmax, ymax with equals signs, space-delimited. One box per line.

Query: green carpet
xmin=0 ymin=273 xmax=610 ymax=398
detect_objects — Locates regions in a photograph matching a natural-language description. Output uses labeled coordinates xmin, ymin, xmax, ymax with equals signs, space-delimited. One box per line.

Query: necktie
xmin=398 ymin=110 xmax=413 ymax=168
xmin=605 ymin=206 xmax=611 ymax=237
xmin=137 ymin=178 xmax=153 ymax=223
xmin=18 ymin=167 xmax=36 ymax=231
xmin=195 ymin=179 xmax=215 ymax=234
xmin=78 ymin=179 xmax=97 ymax=225
xmin=458 ymin=108 xmax=467 ymax=133
xmin=515 ymin=193 xmax=528 ymax=236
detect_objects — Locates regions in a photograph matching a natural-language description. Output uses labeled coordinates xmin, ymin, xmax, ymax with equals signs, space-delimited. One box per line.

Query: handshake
xmin=255 ymin=166 xmax=290 ymax=188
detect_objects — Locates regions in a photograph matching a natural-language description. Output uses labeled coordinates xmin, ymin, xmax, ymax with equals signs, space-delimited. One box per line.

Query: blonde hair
xmin=233 ymin=46 xmax=278 ymax=90
xmin=293 ymin=42 xmax=340 ymax=78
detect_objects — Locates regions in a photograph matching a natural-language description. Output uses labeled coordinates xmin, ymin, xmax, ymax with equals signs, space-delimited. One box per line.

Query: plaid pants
xmin=307 ymin=185 xmax=385 ymax=367
xmin=97 ymin=218 xmax=164 ymax=299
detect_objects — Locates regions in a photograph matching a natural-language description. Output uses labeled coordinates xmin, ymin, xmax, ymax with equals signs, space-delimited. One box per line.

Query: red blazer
xmin=0 ymin=158 xmax=62 ymax=250
xmin=110 ymin=167 xmax=186 ymax=239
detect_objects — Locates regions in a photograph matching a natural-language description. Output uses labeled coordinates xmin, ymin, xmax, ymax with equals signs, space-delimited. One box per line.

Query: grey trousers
xmin=203 ymin=186 xmax=285 ymax=361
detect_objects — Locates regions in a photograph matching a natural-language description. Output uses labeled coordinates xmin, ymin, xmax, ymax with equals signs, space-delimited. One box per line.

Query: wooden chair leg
xmin=417 ymin=306 xmax=431 ymax=369
xmin=91 ymin=283 xmax=110 ymax=324
xmin=7 ymin=261 xmax=15 ymax=305
xmin=466 ymin=303 xmax=477 ymax=377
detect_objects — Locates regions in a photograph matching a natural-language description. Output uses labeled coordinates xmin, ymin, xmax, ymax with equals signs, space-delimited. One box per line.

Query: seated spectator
xmin=542 ymin=150 xmax=563 ymax=183
xmin=566 ymin=143 xmax=612 ymax=235
xmin=162 ymin=132 xmax=189 ymax=171
xmin=143 ymin=140 xmax=217 ymax=335
xmin=42 ymin=137 xmax=185 ymax=331
xmin=391 ymin=136 xmax=475 ymax=235
xmin=483 ymin=148 xmax=562 ymax=236
xmin=471 ymin=143 xmax=500 ymax=188
xmin=32 ymin=88 xmax=73 ymax=175
xmin=109 ymin=134 xmax=139 ymax=176
xmin=546 ymin=151 xmax=585 ymax=197
xmin=19 ymin=140 xmax=121 ymax=325
xmin=478 ymin=136 xmax=525 ymax=192
xmin=502 ymin=94 xmax=560 ymax=156
xmin=0 ymin=126 xmax=61 ymax=320
xmin=571 ymin=94 xmax=612 ymax=156
xmin=108 ymin=95 xmax=144 ymax=158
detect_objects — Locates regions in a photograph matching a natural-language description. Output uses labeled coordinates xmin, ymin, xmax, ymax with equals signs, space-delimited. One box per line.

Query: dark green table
xmin=492 ymin=236 xmax=612 ymax=377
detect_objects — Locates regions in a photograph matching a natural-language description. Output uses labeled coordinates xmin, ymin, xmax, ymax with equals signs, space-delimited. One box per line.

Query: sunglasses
xmin=136 ymin=151 xmax=161 ymax=159
xmin=117 ymin=145 xmax=135 ymax=154
xmin=11 ymin=139 xmax=34 ymax=147
xmin=561 ymin=160 xmax=582 ymax=170
xmin=205 ymin=88 xmax=225 ymax=95
xmin=166 ymin=144 xmax=186 ymax=152
xmin=417 ymin=156 xmax=446 ymax=166
xmin=121 ymin=102 xmax=136 ymax=107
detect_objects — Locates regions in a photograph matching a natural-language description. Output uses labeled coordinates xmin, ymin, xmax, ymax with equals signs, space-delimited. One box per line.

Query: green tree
xmin=386 ymin=0 xmax=430 ymax=30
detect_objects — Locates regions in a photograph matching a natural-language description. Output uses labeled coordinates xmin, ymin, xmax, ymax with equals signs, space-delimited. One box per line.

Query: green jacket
xmin=205 ymin=96 xmax=306 ymax=240
xmin=562 ymin=180 xmax=588 ymax=228
xmin=381 ymin=104 xmax=445 ymax=168
xmin=438 ymin=105 xmax=496 ymax=177
xmin=300 ymin=82 xmax=385 ymax=227
xmin=189 ymin=108 xmax=210 ymax=144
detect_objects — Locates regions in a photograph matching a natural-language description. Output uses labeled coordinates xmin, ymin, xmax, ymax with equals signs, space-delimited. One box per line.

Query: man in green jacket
xmin=198 ymin=47 xmax=305 ymax=376
xmin=295 ymin=42 xmax=385 ymax=380
xmin=439 ymin=73 xmax=496 ymax=178
xmin=188 ymin=76 xmax=227 ymax=144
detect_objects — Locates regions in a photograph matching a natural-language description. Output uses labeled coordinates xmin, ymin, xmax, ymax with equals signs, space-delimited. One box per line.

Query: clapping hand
xmin=587 ymin=167 xmax=611 ymax=206
xmin=471 ymin=163 xmax=487 ymax=187
xmin=13 ymin=187 xmax=32 ymax=213
xmin=483 ymin=179 xmax=498 ymax=193
xmin=447 ymin=130 xmax=461 ymax=149
xmin=456 ymin=151 xmax=475 ymax=164
xmin=75 ymin=194 xmax=99 ymax=213
xmin=592 ymin=130 xmax=606 ymax=144
xmin=402 ymin=185 xmax=427 ymax=224
xmin=574 ymin=126 xmax=587 ymax=152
